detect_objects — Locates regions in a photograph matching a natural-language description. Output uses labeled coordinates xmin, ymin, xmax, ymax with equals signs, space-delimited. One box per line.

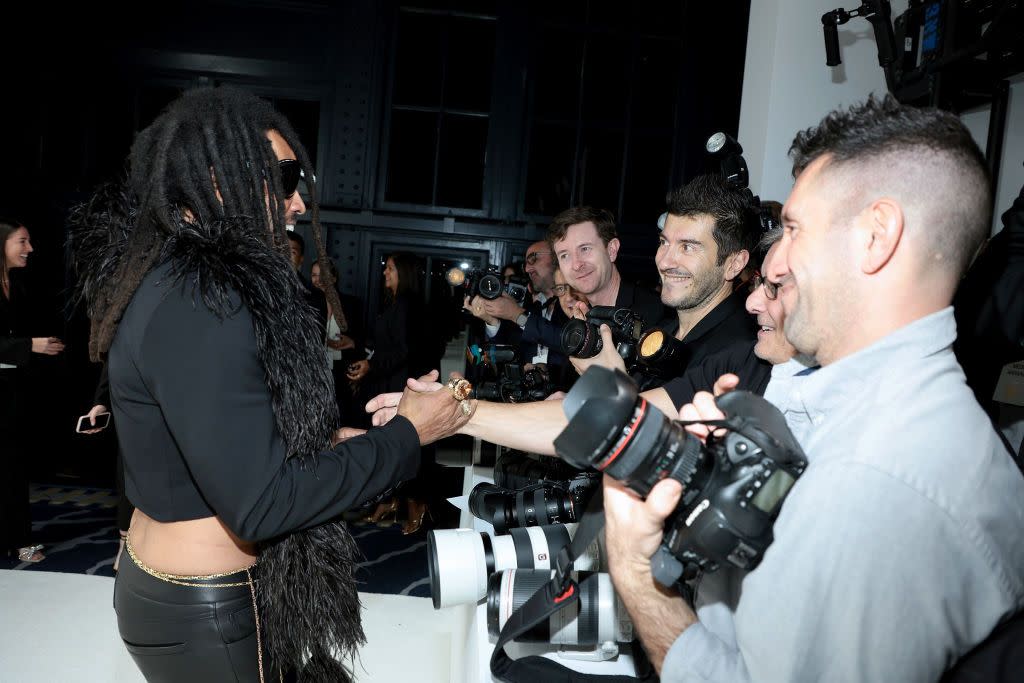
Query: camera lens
xmin=478 ymin=273 xmax=504 ymax=299
xmin=639 ymin=329 xmax=665 ymax=358
xmin=473 ymin=383 xmax=503 ymax=401
xmin=555 ymin=366 xmax=706 ymax=497
xmin=637 ymin=329 xmax=690 ymax=377
xmin=486 ymin=570 xmax=633 ymax=645
xmin=561 ymin=319 xmax=602 ymax=358
xmin=427 ymin=523 xmax=600 ymax=609
xmin=488 ymin=345 xmax=517 ymax=364
xmin=468 ymin=483 xmax=578 ymax=534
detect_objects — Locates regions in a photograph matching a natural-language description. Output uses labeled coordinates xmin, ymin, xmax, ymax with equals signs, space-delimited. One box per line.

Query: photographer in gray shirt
xmin=604 ymin=96 xmax=1024 ymax=682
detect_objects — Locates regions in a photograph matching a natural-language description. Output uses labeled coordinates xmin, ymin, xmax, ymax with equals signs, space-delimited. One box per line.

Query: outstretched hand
xmin=364 ymin=369 xmax=444 ymax=427
xmin=396 ymin=371 xmax=472 ymax=445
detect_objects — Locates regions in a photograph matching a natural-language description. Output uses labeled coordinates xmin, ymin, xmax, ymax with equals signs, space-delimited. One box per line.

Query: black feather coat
xmin=70 ymin=187 xmax=366 ymax=681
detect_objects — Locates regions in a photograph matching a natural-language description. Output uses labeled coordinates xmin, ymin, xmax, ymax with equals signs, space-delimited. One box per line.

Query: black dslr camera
xmin=560 ymin=306 xmax=645 ymax=363
xmin=447 ymin=265 xmax=530 ymax=307
xmin=554 ymin=366 xmax=807 ymax=586
xmin=474 ymin=364 xmax=557 ymax=404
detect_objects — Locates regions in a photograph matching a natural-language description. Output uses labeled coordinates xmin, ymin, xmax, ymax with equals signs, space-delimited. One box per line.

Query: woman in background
xmin=311 ymin=258 xmax=366 ymax=426
xmin=1 ymin=219 xmax=64 ymax=563
xmin=82 ymin=363 xmax=132 ymax=571
xmin=349 ymin=252 xmax=442 ymax=533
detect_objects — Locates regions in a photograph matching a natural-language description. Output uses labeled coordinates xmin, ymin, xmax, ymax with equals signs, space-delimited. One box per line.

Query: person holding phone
xmin=80 ymin=363 xmax=131 ymax=571
xmin=1 ymin=218 xmax=64 ymax=564
xmin=77 ymin=409 xmax=111 ymax=433
xmin=348 ymin=252 xmax=443 ymax=533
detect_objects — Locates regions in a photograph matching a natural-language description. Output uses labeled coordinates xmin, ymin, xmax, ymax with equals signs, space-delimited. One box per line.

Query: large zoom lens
xmin=468 ymin=483 xmax=577 ymax=533
xmin=560 ymin=318 xmax=603 ymax=358
xmin=427 ymin=524 xmax=601 ymax=609
xmin=477 ymin=272 xmax=504 ymax=299
xmin=486 ymin=570 xmax=633 ymax=645
xmin=561 ymin=307 xmax=644 ymax=359
xmin=554 ymin=366 xmax=708 ymax=498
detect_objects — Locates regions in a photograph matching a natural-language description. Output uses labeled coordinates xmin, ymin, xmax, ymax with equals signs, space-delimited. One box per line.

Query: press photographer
xmin=569 ymin=172 xmax=760 ymax=386
xmin=466 ymin=240 xmax=574 ymax=390
xmin=558 ymin=364 xmax=806 ymax=580
xmin=450 ymin=263 xmax=530 ymax=309
xmin=366 ymin=186 xmax=799 ymax=458
xmin=367 ymin=222 xmax=808 ymax=679
xmin=604 ymin=97 xmax=1024 ymax=683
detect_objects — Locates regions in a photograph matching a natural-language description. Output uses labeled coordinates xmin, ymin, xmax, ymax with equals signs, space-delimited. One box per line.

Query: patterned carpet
xmin=0 ymin=485 xmax=432 ymax=597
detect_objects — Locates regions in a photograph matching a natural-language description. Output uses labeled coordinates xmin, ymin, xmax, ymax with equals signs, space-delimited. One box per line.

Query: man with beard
xmin=603 ymin=96 xmax=1024 ymax=683
xmin=365 ymin=229 xmax=801 ymax=455
xmin=569 ymin=175 xmax=759 ymax=383
xmin=549 ymin=206 xmax=666 ymax=330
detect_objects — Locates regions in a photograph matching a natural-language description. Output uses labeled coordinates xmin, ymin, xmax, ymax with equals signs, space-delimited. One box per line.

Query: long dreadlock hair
xmin=70 ymin=86 xmax=365 ymax=681
xmin=84 ymin=86 xmax=342 ymax=359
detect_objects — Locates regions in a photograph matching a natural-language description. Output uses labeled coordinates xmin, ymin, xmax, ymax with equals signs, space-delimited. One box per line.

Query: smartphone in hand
xmin=76 ymin=412 xmax=111 ymax=433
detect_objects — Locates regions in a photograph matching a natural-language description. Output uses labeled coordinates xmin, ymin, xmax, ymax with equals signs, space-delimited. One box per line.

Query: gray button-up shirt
xmin=662 ymin=307 xmax=1024 ymax=682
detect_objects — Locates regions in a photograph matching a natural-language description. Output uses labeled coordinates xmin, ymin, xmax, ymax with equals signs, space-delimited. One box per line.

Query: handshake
xmin=350 ymin=369 xmax=474 ymax=446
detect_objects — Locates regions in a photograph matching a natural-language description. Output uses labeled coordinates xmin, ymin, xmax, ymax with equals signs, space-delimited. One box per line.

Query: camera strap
xmin=489 ymin=486 xmax=658 ymax=682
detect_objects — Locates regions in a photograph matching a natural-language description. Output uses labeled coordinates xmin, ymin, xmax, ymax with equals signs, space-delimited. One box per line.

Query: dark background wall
xmin=1 ymin=0 xmax=749 ymax=484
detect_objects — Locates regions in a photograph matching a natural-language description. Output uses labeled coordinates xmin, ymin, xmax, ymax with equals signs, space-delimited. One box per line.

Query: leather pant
xmin=113 ymin=544 xmax=278 ymax=682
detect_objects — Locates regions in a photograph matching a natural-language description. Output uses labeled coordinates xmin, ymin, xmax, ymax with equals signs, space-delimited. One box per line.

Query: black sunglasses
xmin=278 ymin=159 xmax=302 ymax=198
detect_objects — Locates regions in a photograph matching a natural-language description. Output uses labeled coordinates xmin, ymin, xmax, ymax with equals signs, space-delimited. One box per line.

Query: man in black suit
xmin=470 ymin=239 xmax=572 ymax=386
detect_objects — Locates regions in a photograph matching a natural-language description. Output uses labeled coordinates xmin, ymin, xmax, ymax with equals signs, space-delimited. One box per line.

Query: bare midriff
xmin=129 ymin=509 xmax=257 ymax=575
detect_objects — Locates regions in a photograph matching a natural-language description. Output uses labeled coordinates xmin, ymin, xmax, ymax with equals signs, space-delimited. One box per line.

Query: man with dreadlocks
xmin=71 ymin=86 xmax=470 ymax=682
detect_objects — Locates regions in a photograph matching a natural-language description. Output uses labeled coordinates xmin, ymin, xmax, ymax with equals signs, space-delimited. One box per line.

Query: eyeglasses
xmin=525 ymin=250 xmax=551 ymax=265
xmin=552 ymin=284 xmax=576 ymax=297
xmin=278 ymin=159 xmax=303 ymax=198
xmin=750 ymin=271 xmax=780 ymax=300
